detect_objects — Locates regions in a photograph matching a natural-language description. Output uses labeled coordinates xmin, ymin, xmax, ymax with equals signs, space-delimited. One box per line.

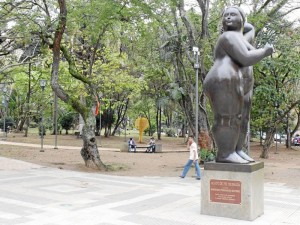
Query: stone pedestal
xmin=155 ymin=144 xmax=162 ymax=153
xmin=201 ymin=161 xmax=264 ymax=221
xmin=120 ymin=143 xmax=129 ymax=152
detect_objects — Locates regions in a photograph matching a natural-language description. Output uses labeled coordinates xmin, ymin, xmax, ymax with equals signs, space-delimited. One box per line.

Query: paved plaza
xmin=0 ymin=156 xmax=299 ymax=225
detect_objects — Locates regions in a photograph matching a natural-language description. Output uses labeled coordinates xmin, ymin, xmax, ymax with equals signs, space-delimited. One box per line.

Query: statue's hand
xmin=264 ymin=43 xmax=274 ymax=56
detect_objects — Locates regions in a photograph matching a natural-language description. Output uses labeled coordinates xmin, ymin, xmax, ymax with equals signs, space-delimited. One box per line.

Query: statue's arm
xmin=242 ymin=40 xmax=255 ymax=51
xmin=243 ymin=22 xmax=255 ymax=44
xmin=243 ymin=22 xmax=256 ymax=51
xmin=221 ymin=33 xmax=273 ymax=67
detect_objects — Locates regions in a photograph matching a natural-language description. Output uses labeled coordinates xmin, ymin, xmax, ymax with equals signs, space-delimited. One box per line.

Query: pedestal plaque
xmin=210 ymin=179 xmax=241 ymax=204
xmin=201 ymin=161 xmax=264 ymax=221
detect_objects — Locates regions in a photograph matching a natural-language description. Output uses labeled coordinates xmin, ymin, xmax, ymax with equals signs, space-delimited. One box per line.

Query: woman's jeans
xmin=181 ymin=159 xmax=201 ymax=178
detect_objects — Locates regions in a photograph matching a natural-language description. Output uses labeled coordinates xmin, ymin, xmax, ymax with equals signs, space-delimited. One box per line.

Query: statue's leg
xmin=205 ymin=72 xmax=247 ymax=163
xmin=213 ymin=114 xmax=248 ymax=164
xmin=236 ymin=91 xmax=255 ymax=162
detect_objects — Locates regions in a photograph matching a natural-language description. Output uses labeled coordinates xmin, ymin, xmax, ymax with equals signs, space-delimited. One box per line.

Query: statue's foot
xmin=236 ymin=150 xmax=255 ymax=162
xmin=216 ymin=152 xmax=249 ymax=164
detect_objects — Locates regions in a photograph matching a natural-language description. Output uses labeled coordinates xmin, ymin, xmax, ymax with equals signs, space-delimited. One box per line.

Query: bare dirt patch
xmin=0 ymin=132 xmax=299 ymax=188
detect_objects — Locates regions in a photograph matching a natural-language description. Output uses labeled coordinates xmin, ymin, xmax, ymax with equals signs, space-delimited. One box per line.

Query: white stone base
xmin=155 ymin=144 xmax=162 ymax=152
xmin=201 ymin=162 xmax=264 ymax=221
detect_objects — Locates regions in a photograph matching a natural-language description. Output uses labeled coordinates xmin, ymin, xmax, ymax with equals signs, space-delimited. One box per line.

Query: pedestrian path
xmin=0 ymin=157 xmax=299 ymax=225
xmin=0 ymin=140 xmax=186 ymax=153
xmin=0 ymin=140 xmax=120 ymax=152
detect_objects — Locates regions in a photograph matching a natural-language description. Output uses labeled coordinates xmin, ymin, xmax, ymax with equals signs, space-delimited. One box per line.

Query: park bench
xmin=120 ymin=143 xmax=162 ymax=153
xmin=128 ymin=145 xmax=151 ymax=153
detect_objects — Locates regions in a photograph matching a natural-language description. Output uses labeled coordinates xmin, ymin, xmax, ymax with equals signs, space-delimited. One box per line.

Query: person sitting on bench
xmin=128 ymin=138 xmax=136 ymax=152
xmin=146 ymin=137 xmax=156 ymax=153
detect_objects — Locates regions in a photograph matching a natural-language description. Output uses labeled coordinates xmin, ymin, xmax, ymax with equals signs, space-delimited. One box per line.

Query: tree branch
xmin=51 ymin=0 xmax=88 ymax=121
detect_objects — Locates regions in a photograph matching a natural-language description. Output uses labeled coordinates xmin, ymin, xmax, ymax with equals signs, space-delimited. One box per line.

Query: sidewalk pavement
xmin=0 ymin=140 xmax=186 ymax=153
xmin=0 ymin=140 xmax=120 ymax=152
xmin=0 ymin=157 xmax=299 ymax=225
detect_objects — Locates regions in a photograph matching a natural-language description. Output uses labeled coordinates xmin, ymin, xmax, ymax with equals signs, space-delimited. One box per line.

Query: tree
xmin=250 ymin=6 xmax=300 ymax=158
xmin=101 ymin=108 xmax=115 ymax=138
xmin=50 ymin=0 xmax=143 ymax=169
xmin=59 ymin=113 xmax=75 ymax=134
xmin=50 ymin=0 xmax=107 ymax=169
xmin=92 ymin=49 xmax=142 ymax=137
xmin=2 ymin=0 xmax=300 ymax=164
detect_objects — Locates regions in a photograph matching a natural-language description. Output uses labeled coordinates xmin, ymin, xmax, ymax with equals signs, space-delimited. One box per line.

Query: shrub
xmin=144 ymin=124 xmax=156 ymax=136
xmin=200 ymin=148 xmax=216 ymax=163
xmin=59 ymin=113 xmax=75 ymax=134
xmin=165 ymin=128 xmax=176 ymax=137
xmin=0 ymin=117 xmax=15 ymax=132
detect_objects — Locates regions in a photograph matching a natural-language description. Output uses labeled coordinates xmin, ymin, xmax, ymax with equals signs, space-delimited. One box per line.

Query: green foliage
xmin=2 ymin=0 xmax=300 ymax=147
xmin=164 ymin=127 xmax=176 ymax=137
xmin=144 ymin=124 xmax=156 ymax=136
xmin=0 ymin=117 xmax=15 ymax=132
xmin=251 ymin=18 xmax=300 ymax=136
xmin=144 ymin=121 xmax=157 ymax=136
xmin=101 ymin=109 xmax=115 ymax=128
xmin=59 ymin=113 xmax=76 ymax=134
xmin=200 ymin=149 xmax=216 ymax=163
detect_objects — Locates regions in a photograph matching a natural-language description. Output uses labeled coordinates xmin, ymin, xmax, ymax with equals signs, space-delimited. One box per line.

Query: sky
xmin=184 ymin=0 xmax=300 ymax=22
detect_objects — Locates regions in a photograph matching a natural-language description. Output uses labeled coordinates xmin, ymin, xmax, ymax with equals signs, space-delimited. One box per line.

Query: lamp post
xmin=98 ymin=93 xmax=102 ymax=147
xmin=40 ymin=79 xmax=46 ymax=152
xmin=193 ymin=46 xmax=200 ymax=148
xmin=287 ymin=112 xmax=290 ymax=148
xmin=124 ymin=116 xmax=127 ymax=142
xmin=274 ymin=101 xmax=279 ymax=154
xmin=99 ymin=113 xmax=102 ymax=146
xmin=2 ymin=86 xmax=7 ymax=139
xmin=53 ymin=93 xmax=58 ymax=149
xmin=1 ymin=82 xmax=12 ymax=139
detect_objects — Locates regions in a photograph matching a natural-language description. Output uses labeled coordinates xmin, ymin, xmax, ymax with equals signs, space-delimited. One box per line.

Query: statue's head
xmin=222 ymin=6 xmax=246 ymax=32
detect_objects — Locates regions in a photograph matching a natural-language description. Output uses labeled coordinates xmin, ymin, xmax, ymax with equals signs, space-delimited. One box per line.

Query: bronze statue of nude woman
xmin=203 ymin=6 xmax=274 ymax=163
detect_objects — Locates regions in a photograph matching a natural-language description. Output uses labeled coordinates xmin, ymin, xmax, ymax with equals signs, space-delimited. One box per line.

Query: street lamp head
xmin=192 ymin=46 xmax=199 ymax=55
xmin=40 ymin=79 xmax=46 ymax=91
xmin=193 ymin=46 xmax=200 ymax=69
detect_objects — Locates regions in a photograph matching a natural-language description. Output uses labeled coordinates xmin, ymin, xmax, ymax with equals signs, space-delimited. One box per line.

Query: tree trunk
xmin=260 ymin=127 xmax=276 ymax=158
xmin=159 ymin=107 xmax=162 ymax=138
xmin=286 ymin=131 xmax=291 ymax=149
xmin=17 ymin=63 xmax=32 ymax=135
xmin=17 ymin=118 xmax=26 ymax=132
xmin=80 ymin=112 xmax=106 ymax=170
xmin=156 ymin=106 xmax=162 ymax=140
xmin=104 ymin=125 xmax=109 ymax=137
xmin=180 ymin=119 xmax=186 ymax=138
xmin=111 ymin=98 xmax=129 ymax=136
xmin=51 ymin=0 xmax=106 ymax=170
xmin=179 ymin=94 xmax=195 ymax=136
xmin=198 ymin=93 xmax=212 ymax=149
xmin=286 ymin=113 xmax=291 ymax=148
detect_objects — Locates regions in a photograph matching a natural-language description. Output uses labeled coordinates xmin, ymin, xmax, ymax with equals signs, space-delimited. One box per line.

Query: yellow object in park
xmin=135 ymin=117 xmax=149 ymax=143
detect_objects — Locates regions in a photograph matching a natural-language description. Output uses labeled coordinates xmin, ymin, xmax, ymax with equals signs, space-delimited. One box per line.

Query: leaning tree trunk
xmin=16 ymin=63 xmax=32 ymax=134
xmin=80 ymin=111 xmax=106 ymax=170
xmin=50 ymin=0 xmax=106 ymax=170
xmin=260 ymin=127 xmax=276 ymax=159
